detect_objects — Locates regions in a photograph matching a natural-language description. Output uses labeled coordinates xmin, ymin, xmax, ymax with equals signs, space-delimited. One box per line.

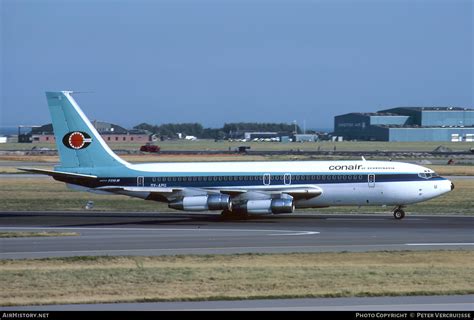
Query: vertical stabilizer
xmin=45 ymin=91 xmax=130 ymax=170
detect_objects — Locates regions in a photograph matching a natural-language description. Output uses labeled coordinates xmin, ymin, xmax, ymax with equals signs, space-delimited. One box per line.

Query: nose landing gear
xmin=393 ymin=206 xmax=405 ymax=220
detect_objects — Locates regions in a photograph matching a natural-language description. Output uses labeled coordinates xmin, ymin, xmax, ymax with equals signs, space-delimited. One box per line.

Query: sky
xmin=1 ymin=0 xmax=472 ymax=131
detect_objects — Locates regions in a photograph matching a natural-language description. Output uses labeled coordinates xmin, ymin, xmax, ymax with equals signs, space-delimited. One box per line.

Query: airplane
xmin=19 ymin=91 xmax=454 ymax=220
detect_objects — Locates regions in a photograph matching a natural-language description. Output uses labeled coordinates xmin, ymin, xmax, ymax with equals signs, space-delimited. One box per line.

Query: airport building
xmin=294 ymin=134 xmax=319 ymax=142
xmin=334 ymin=107 xmax=474 ymax=142
xmin=30 ymin=121 xmax=152 ymax=143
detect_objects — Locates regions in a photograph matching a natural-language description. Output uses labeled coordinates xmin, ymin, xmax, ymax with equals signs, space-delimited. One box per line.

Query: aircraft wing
xmin=217 ymin=186 xmax=322 ymax=200
xmin=278 ymin=188 xmax=322 ymax=199
xmin=96 ymin=185 xmax=322 ymax=203
xmin=96 ymin=185 xmax=184 ymax=202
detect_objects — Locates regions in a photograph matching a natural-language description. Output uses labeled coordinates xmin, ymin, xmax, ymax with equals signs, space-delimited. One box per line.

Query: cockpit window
xmin=418 ymin=172 xmax=438 ymax=179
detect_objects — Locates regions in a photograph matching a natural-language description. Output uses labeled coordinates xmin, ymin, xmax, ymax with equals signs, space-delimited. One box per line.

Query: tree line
xmin=133 ymin=122 xmax=302 ymax=139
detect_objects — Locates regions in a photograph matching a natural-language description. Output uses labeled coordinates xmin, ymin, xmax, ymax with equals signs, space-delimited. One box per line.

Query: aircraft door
xmin=137 ymin=176 xmax=145 ymax=187
xmin=368 ymin=174 xmax=375 ymax=188
xmin=284 ymin=173 xmax=291 ymax=185
xmin=263 ymin=173 xmax=271 ymax=186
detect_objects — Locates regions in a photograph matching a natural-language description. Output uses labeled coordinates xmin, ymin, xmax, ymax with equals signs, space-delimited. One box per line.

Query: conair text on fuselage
xmin=329 ymin=164 xmax=363 ymax=170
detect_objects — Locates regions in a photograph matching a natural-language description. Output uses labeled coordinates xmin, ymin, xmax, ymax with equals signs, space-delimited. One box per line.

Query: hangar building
xmin=31 ymin=121 xmax=152 ymax=143
xmin=334 ymin=107 xmax=474 ymax=142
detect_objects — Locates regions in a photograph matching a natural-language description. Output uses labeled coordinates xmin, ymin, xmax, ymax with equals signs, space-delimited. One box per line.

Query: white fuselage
xmin=115 ymin=160 xmax=453 ymax=208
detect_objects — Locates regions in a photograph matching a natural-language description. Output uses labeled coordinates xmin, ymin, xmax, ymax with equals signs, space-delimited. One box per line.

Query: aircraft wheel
xmin=221 ymin=210 xmax=248 ymax=220
xmin=393 ymin=209 xmax=405 ymax=220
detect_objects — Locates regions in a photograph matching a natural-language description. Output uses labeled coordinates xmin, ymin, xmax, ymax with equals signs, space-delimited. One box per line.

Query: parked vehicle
xmin=140 ymin=143 xmax=160 ymax=153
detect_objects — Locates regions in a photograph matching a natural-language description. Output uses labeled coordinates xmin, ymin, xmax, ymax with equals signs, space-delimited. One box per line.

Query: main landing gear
xmin=393 ymin=206 xmax=405 ymax=220
xmin=220 ymin=209 xmax=249 ymax=220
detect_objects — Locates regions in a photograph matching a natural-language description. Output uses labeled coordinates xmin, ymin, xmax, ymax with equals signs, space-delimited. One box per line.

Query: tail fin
xmin=46 ymin=91 xmax=129 ymax=169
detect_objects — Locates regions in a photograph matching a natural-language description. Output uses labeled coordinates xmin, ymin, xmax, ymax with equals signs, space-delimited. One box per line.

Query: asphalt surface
xmin=0 ymin=212 xmax=472 ymax=259
xmin=1 ymin=212 xmax=473 ymax=311
xmin=1 ymin=295 xmax=473 ymax=311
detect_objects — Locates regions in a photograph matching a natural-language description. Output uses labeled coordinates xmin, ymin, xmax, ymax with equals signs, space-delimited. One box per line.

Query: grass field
xmin=1 ymin=251 xmax=472 ymax=306
xmin=0 ymin=177 xmax=472 ymax=214
xmin=2 ymin=140 xmax=473 ymax=152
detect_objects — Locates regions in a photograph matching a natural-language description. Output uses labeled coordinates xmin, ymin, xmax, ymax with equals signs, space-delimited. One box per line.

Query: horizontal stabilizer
xmin=17 ymin=168 xmax=97 ymax=179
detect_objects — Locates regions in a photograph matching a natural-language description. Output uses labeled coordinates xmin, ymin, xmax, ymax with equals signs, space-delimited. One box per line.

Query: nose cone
xmin=438 ymin=179 xmax=454 ymax=197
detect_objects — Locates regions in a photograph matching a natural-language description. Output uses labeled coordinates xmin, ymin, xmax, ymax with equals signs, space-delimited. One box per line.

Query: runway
xmin=1 ymin=295 xmax=473 ymax=311
xmin=1 ymin=212 xmax=472 ymax=259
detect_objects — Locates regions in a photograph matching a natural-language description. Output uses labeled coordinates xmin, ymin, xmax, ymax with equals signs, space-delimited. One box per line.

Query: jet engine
xmin=234 ymin=198 xmax=295 ymax=214
xmin=168 ymin=194 xmax=231 ymax=211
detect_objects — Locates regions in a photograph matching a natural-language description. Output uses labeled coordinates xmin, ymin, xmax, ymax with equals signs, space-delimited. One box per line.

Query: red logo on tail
xmin=62 ymin=131 xmax=92 ymax=149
